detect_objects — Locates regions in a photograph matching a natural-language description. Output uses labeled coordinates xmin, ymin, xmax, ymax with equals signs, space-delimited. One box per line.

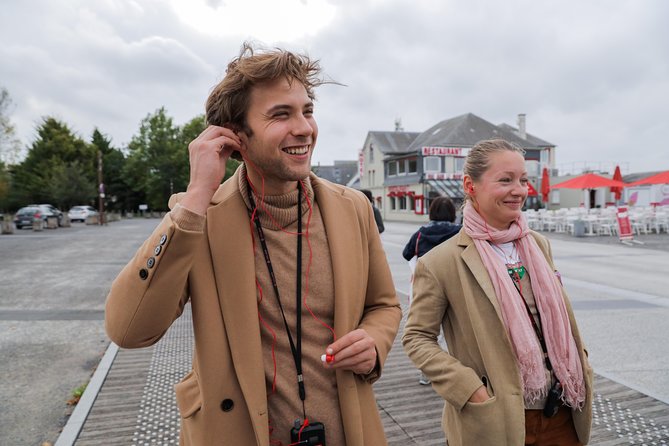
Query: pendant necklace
xmin=490 ymin=241 xmax=526 ymax=281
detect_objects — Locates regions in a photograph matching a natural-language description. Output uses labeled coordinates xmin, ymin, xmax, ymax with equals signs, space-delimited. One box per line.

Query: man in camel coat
xmin=105 ymin=43 xmax=401 ymax=446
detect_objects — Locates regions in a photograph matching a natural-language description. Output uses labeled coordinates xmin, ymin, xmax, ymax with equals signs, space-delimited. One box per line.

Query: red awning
xmin=527 ymin=182 xmax=538 ymax=197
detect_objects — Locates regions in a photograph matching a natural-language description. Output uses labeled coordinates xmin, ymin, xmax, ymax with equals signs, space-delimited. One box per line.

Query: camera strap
xmin=248 ymin=183 xmax=308 ymax=414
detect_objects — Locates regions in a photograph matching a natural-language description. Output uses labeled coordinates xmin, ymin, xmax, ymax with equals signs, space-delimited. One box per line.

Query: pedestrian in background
xmin=361 ymin=189 xmax=385 ymax=234
xmin=402 ymin=196 xmax=460 ymax=261
xmin=403 ymin=139 xmax=593 ymax=445
xmin=402 ymin=195 xmax=461 ymax=385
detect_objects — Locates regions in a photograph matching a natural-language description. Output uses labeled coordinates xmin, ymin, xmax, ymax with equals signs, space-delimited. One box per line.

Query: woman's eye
xmin=520 ymin=178 xmax=529 ymax=184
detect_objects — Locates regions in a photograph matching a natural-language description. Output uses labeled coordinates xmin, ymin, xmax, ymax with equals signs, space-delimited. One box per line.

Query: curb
xmin=54 ymin=342 xmax=119 ymax=446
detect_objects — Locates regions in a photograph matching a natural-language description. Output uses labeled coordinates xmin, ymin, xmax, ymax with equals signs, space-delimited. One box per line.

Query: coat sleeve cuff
xmin=356 ymin=347 xmax=380 ymax=383
xmin=170 ymin=204 xmax=205 ymax=232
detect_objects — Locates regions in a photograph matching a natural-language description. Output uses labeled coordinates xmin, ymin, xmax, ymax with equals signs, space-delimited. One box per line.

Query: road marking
xmin=563 ymin=277 xmax=669 ymax=308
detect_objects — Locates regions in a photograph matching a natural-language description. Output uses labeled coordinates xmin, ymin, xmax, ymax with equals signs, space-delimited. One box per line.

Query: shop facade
xmin=359 ymin=113 xmax=556 ymax=222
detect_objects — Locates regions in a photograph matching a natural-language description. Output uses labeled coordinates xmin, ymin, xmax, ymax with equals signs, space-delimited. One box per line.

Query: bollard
xmin=33 ymin=217 xmax=44 ymax=231
xmin=85 ymin=215 xmax=99 ymax=225
xmin=60 ymin=214 xmax=71 ymax=228
xmin=46 ymin=216 xmax=58 ymax=229
xmin=1 ymin=215 xmax=14 ymax=235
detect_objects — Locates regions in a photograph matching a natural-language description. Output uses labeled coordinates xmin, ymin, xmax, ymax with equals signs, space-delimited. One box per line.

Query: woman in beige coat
xmin=402 ymin=139 xmax=593 ymax=445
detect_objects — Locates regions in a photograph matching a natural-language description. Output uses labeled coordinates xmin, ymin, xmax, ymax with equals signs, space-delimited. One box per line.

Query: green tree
xmin=11 ymin=117 xmax=96 ymax=209
xmin=124 ymin=108 xmax=183 ymax=211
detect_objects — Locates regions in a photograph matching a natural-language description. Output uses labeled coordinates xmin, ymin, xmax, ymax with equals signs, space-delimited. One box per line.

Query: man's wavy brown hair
xmin=206 ymin=42 xmax=327 ymax=160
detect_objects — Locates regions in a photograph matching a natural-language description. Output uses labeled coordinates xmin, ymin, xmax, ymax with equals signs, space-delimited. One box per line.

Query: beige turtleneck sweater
xmin=237 ymin=169 xmax=345 ymax=446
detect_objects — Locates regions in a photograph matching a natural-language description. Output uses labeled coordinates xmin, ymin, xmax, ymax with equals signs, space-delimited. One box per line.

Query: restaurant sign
xmin=422 ymin=147 xmax=470 ymax=156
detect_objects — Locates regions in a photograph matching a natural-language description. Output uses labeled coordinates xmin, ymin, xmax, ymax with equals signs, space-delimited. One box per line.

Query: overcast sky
xmin=1 ymin=0 xmax=667 ymax=175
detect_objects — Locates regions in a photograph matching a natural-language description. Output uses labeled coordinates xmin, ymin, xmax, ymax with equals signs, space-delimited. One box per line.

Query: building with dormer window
xmin=358 ymin=113 xmax=556 ymax=222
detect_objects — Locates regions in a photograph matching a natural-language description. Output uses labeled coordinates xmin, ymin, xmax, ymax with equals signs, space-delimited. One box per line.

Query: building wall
xmin=359 ymin=129 xmax=558 ymax=221
xmin=359 ymin=135 xmax=388 ymax=215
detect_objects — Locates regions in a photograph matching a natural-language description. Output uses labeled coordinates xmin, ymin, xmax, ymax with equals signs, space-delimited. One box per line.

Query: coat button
xmin=220 ymin=399 xmax=234 ymax=412
xmin=160 ymin=234 xmax=168 ymax=245
xmin=139 ymin=268 xmax=149 ymax=280
xmin=154 ymin=245 xmax=162 ymax=256
xmin=147 ymin=257 xmax=155 ymax=268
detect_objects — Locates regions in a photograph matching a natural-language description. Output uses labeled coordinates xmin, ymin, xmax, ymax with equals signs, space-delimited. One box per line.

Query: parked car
xmin=28 ymin=204 xmax=64 ymax=227
xmin=13 ymin=206 xmax=46 ymax=229
xmin=68 ymin=205 xmax=99 ymax=223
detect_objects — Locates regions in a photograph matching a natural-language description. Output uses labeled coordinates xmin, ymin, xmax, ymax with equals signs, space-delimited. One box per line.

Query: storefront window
xmin=399 ymin=196 xmax=407 ymax=210
xmin=390 ymin=197 xmax=396 ymax=210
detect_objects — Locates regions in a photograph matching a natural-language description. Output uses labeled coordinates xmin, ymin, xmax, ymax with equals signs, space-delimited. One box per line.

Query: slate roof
xmin=367 ymin=131 xmax=420 ymax=154
xmin=497 ymin=123 xmax=554 ymax=147
xmin=312 ymin=160 xmax=358 ymax=185
xmin=406 ymin=113 xmax=547 ymax=152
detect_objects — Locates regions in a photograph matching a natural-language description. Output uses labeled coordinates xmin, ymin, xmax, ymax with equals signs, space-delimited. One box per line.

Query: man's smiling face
xmin=241 ymin=76 xmax=317 ymax=195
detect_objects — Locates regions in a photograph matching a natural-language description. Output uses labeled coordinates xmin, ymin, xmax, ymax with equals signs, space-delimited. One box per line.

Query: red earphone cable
xmin=240 ymin=153 xmax=336 ymax=445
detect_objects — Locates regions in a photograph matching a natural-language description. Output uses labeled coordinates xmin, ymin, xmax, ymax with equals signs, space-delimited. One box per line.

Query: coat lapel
xmin=312 ymin=176 xmax=365 ymax=444
xmin=207 ymin=183 xmax=268 ymax=422
xmin=458 ymin=231 xmax=505 ymax=324
xmin=312 ymin=176 xmax=362 ymax=337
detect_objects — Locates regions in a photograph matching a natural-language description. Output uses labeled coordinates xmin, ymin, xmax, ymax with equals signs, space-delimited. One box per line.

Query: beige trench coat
xmin=402 ymin=229 xmax=593 ymax=446
xmin=105 ymin=169 xmax=401 ymax=445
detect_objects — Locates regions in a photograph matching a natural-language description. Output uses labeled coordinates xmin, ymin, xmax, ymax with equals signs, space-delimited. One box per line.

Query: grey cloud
xmin=1 ymin=0 xmax=667 ymax=172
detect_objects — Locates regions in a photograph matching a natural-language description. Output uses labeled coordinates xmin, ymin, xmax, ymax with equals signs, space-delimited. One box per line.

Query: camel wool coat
xmin=402 ymin=229 xmax=593 ymax=446
xmin=105 ymin=169 xmax=401 ymax=446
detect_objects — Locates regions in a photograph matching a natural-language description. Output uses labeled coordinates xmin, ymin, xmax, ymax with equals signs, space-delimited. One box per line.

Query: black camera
xmin=290 ymin=419 xmax=326 ymax=445
xmin=543 ymin=381 xmax=562 ymax=418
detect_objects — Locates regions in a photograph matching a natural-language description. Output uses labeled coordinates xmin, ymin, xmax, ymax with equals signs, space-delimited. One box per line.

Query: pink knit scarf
xmin=463 ymin=202 xmax=586 ymax=408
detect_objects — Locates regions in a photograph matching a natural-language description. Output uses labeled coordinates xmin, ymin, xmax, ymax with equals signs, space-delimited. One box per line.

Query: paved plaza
xmin=1 ymin=218 xmax=668 ymax=445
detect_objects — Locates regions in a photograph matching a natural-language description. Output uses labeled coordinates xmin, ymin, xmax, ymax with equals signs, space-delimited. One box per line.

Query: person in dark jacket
xmin=361 ymin=189 xmax=385 ymax=234
xmin=403 ymin=196 xmax=461 ymax=385
xmin=403 ymin=196 xmax=460 ymax=261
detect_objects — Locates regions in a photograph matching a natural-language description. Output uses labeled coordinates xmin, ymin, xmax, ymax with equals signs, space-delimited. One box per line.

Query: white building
xmin=359 ymin=113 xmax=556 ymax=222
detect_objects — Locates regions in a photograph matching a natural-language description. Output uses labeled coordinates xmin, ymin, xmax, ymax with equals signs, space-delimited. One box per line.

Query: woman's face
xmin=469 ymin=150 xmax=528 ymax=230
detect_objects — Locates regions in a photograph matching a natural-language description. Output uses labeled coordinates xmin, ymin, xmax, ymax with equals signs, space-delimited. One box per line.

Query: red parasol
xmin=626 ymin=170 xmax=669 ymax=187
xmin=551 ymin=172 xmax=627 ymax=189
xmin=610 ymin=165 xmax=623 ymax=201
xmin=527 ymin=182 xmax=538 ymax=197
xmin=541 ymin=167 xmax=550 ymax=202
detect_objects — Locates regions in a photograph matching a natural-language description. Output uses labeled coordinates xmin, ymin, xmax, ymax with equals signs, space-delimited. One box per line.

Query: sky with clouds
xmin=1 ymin=0 xmax=668 ymax=175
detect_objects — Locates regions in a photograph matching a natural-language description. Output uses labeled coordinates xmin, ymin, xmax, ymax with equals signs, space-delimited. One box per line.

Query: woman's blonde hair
xmin=463 ymin=139 xmax=525 ymax=201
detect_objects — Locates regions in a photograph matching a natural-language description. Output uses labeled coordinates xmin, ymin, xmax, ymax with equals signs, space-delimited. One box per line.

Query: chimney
xmin=517 ymin=113 xmax=526 ymax=139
